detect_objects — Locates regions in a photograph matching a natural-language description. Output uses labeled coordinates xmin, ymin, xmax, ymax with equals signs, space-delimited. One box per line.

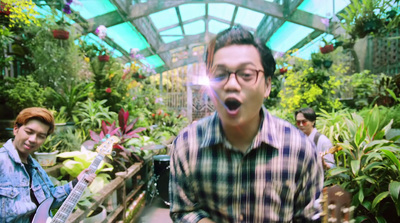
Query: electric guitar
xmin=320 ymin=145 xmax=354 ymax=223
xmin=32 ymin=136 xmax=120 ymax=223
xmin=321 ymin=185 xmax=354 ymax=223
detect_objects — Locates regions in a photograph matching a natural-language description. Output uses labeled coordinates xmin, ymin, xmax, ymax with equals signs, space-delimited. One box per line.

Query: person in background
xmin=295 ymin=107 xmax=335 ymax=169
xmin=0 ymin=107 xmax=95 ymax=222
xmin=169 ymin=25 xmax=324 ymax=223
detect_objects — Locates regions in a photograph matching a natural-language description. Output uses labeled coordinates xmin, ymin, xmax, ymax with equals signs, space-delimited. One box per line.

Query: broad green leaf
xmin=328 ymin=167 xmax=349 ymax=176
xmin=354 ymin=124 xmax=366 ymax=150
xmin=364 ymin=161 xmax=385 ymax=172
xmin=358 ymin=185 xmax=364 ymax=203
xmin=355 ymin=216 xmax=369 ymax=223
xmin=389 ymin=181 xmax=400 ymax=203
xmin=366 ymin=105 xmax=380 ymax=140
xmin=361 ymin=200 xmax=372 ymax=211
xmin=61 ymin=160 xmax=84 ymax=178
xmin=381 ymin=149 xmax=400 ymax=171
xmin=376 ymin=216 xmax=387 ymax=223
xmin=354 ymin=175 xmax=376 ymax=185
xmin=372 ymin=191 xmax=389 ymax=209
xmin=351 ymin=160 xmax=360 ymax=176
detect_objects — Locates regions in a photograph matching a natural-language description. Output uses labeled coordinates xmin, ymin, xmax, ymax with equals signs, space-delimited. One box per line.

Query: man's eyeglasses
xmin=296 ymin=120 xmax=308 ymax=126
xmin=209 ymin=68 xmax=263 ymax=86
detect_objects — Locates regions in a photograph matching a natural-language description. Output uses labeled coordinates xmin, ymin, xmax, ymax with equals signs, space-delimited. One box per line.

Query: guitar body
xmin=32 ymin=197 xmax=53 ymax=223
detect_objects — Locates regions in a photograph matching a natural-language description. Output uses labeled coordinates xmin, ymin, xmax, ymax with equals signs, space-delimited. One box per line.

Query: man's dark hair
xmin=295 ymin=107 xmax=317 ymax=127
xmin=205 ymin=25 xmax=276 ymax=78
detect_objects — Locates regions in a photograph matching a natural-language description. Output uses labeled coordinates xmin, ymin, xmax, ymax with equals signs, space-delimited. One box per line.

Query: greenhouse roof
xmin=34 ymin=0 xmax=351 ymax=73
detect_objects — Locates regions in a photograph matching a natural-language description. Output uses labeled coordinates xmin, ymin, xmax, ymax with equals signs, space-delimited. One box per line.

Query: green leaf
xmin=365 ymin=106 xmax=379 ymax=140
xmin=358 ymin=185 xmax=364 ymax=203
xmin=372 ymin=191 xmax=389 ymax=209
xmin=351 ymin=160 xmax=360 ymax=176
xmin=389 ymin=181 xmax=400 ymax=203
xmin=376 ymin=216 xmax=387 ymax=223
xmin=381 ymin=149 xmax=400 ymax=172
xmin=355 ymin=216 xmax=369 ymax=223
xmin=328 ymin=167 xmax=349 ymax=176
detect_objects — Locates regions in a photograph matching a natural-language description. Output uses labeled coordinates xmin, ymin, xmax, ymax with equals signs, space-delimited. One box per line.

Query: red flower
xmin=151 ymin=114 xmax=155 ymax=117
xmin=106 ymin=88 xmax=112 ymax=93
xmin=279 ymin=67 xmax=287 ymax=74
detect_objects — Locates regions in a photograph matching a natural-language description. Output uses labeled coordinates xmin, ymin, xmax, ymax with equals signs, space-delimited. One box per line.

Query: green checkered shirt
xmin=169 ymin=106 xmax=323 ymax=222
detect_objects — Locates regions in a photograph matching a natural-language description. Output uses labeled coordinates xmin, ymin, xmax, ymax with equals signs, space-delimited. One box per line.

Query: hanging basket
xmin=0 ymin=2 xmax=11 ymax=15
xmin=320 ymin=44 xmax=334 ymax=54
xmin=98 ymin=55 xmax=110 ymax=62
xmin=52 ymin=29 xmax=70 ymax=40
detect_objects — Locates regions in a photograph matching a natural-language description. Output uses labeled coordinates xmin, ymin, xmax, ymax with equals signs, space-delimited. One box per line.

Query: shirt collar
xmin=199 ymin=106 xmax=284 ymax=151
xmin=3 ymin=139 xmax=40 ymax=167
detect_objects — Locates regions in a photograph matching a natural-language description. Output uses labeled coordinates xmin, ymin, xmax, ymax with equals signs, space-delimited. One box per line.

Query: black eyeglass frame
xmin=209 ymin=68 xmax=264 ymax=86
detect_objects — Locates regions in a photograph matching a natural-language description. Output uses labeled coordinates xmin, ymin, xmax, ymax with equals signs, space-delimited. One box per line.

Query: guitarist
xmin=0 ymin=107 xmax=96 ymax=223
xmin=295 ymin=107 xmax=335 ymax=170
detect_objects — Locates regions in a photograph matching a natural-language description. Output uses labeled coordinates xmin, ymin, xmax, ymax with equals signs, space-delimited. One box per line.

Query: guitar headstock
xmin=96 ymin=135 xmax=120 ymax=156
xmin=321 ymin=185 xmax=354 ymax=223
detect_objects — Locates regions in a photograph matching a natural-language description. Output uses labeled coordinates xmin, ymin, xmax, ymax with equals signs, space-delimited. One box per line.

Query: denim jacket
xmin=0 ymin=139 xmax=73 ymax=223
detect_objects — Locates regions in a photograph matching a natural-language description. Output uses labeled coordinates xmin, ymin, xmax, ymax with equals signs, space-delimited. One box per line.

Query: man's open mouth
xmin=224 ymin=99 xmax=241 ymax=111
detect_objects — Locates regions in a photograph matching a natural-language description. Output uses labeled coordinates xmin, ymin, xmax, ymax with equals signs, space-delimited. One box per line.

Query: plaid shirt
xmin=169 ymin=106 xmax=324 ymax=223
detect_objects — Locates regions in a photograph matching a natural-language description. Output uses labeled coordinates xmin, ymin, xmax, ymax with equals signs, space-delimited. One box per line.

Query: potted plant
xmin=49 ymin=0 xmax=75 ymax=40
xmin=84 ymin=108 xmax=147 ymax=176
xmin=94 ymin=25 xmax=111 ymax=62
xmin=324 ymin=105 xmax=400 ymax=222
xmin=311 ymin=52 xmax=323 ymax=67
xmin=34 ymin=135 xmax=62 ymax=167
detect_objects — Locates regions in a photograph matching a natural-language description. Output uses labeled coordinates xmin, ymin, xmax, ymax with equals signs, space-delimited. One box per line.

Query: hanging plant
xmin=0 ymin=1 xmax=11 ymax=15
xmin=98 ymin=54 xmax=110 ymax=62
xmin=52 ymin=29 xmax=69 ymax=40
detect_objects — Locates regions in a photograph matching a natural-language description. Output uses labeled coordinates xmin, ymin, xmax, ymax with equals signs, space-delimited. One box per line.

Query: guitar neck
xmin=51 ymin=154 xmax=105 ymax=223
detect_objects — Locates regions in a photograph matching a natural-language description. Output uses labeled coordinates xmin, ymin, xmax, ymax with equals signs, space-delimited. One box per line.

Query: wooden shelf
xmin=63 ymin=161 xmax=151 ymax=223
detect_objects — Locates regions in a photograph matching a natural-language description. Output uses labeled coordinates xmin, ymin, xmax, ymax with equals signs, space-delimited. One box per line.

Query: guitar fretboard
xmin=51 ymin=154 xmax=104 ymax=223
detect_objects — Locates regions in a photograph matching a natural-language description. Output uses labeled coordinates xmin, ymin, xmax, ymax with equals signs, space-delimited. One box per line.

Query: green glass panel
xmin=141 ymin=55 xmax=165 ymax=68
xmin=150 ymin=8 xmax=179 ymax=30
xmin=234 ymin=7 xmax=264 ymax=29
xmin=208 ymin=3 xmax=235 ymax=21
xmin=183 ymin=20 xmax=205 ymax=35
xmin=179 ymin=3 xmax=205 ymax=22
xmin=267 ymin=21 xmax=314 ymax=53
xmin=107 ymin=22 xmax=150 ymax=51
xmin=160 ymin=27 xmax=183 ymax=43
xmin=70 ymin=0 xmax=117 ymax=19
xmin=209 ymin=20 xmax=230 ymax=34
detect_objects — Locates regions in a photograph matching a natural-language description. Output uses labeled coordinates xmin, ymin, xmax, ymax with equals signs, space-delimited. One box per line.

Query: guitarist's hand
xmin=77 ymin=169 xmax=96 ymax=186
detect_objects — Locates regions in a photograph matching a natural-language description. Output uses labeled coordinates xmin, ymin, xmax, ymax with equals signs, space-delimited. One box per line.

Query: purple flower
xmin=65 ymin=0 xmax=73 ymax=4
xmin=62 ymin=4 xmax=71 ymax=14
xmin=321 ymin=18 xmax=330 ymax=28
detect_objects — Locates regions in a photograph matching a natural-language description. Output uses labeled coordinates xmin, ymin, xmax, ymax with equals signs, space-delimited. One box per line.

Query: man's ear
xmin=264 ymin=76 xmax=272 ymax=98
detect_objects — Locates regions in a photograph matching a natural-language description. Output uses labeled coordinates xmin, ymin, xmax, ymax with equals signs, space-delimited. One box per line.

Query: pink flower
xmin=105 ymin=87 xmax=112 ymax=93
xmin=95 ymin=25 xmax=107 ymax=40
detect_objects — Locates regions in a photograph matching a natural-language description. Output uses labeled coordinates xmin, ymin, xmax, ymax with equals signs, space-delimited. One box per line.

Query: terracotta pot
xmin=52 ymin=29 xmax=69 ymax=40
xmin=98 ymin=55 xmax=110 ymax=62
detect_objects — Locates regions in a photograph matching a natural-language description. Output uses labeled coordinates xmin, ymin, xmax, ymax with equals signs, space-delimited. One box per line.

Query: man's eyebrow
xmin=213 ymin=62 xmax=256 ymax=69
